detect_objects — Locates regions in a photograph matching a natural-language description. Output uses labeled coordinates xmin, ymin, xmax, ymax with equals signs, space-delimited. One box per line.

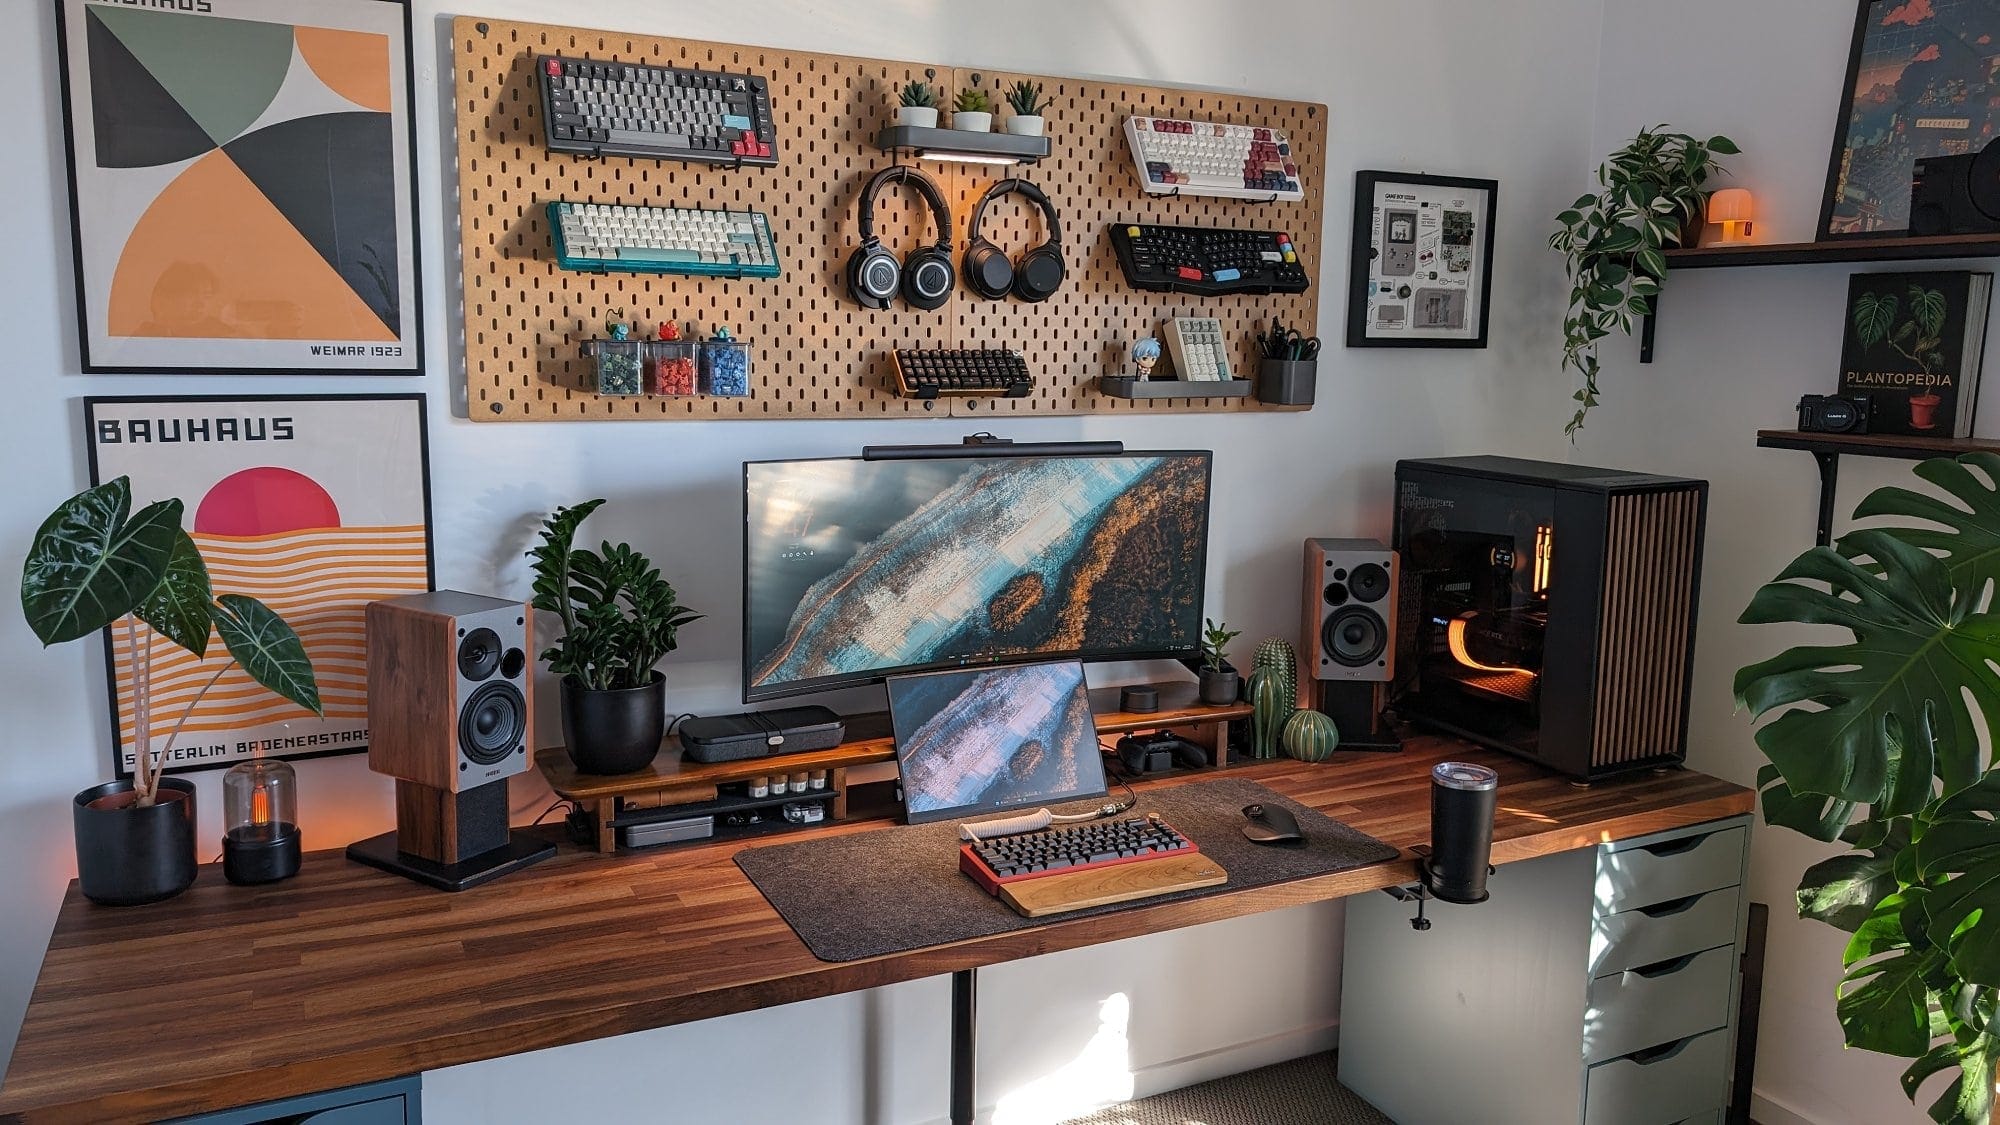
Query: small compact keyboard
xmin=1123 ymin=116 xmax=1303 ymax=201
xmin=1163 ymin=317 xmax=1232 ymax=381
xmin=892 ymin=348 xmax=1034 ymax=399
xmin=1110 ymin=223 xmax=1310 ymax=296
xmin=959 ymin=813 xmax=1199 ymax=895
xmin=538 ymin=55 xmax=778 ymax=166
xmin=548 ymin=202 xmax=780 ymax=278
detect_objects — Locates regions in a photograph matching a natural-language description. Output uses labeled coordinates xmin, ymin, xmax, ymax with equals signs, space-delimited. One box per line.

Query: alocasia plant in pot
xmin=529 ymin=499 xmax=702 ymax=776
xmin=21 ymin=477 xmax=321 ymax=905
xmin=1736 ymin=452 xmax=2000 ymax=1124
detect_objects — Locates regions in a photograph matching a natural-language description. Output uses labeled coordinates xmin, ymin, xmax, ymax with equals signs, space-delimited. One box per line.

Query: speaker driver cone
xmin=460 ymin=681 xmax=526 ymax=765
xmin=1323 ymin=606 xmax=1387 ymax=667
xmin=1348 ymin=562 xmax=1391 ymax=603
xmin=458 ymin=628 xmax=502 ymax=681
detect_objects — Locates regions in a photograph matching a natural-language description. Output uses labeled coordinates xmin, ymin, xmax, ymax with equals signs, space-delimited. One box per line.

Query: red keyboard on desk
xmin=959 ymin=812 xmax=1200 ymax=896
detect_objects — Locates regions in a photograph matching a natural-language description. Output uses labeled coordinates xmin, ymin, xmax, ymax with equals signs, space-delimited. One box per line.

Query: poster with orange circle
xmin=87 ymin=395 xmax=432 ymax=777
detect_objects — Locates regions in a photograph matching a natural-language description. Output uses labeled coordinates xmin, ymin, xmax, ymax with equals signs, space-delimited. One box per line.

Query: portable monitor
xmin=887 ymin=660 xmax=1106 ymax=824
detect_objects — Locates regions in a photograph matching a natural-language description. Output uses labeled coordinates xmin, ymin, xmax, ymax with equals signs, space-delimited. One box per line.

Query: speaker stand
xmin=345 ymin=831 xmax=555 ymax=892
xmin=1314 ymin=681 xmax=1404 ymax=754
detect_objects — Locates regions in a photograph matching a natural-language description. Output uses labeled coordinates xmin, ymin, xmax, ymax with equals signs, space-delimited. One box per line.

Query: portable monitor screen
xmin=888 ymin=660 xmax=1106 ymax=825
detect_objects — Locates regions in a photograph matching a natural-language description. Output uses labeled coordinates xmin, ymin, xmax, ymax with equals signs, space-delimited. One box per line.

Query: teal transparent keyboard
xmin=547 ymin=201 xmax=780 ymax=278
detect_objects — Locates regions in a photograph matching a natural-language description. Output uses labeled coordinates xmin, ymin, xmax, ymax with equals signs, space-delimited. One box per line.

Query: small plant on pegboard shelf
xmin=1004 ymin=80 xmax=1045 ymax=137
xmin=897 ymin=78 xmax=939 ymax=129
xmin=953 ymin=82 xmax=994 ymax=133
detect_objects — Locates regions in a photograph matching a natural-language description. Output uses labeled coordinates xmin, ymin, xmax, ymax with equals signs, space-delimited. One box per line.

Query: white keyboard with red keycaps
xmin=1123 ymin=116 xmax=1304 ymax=201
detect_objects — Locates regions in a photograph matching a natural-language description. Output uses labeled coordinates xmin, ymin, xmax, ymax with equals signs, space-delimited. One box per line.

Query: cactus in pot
xmin=1282 ymin=709 xmax=1341 ymax=762
xmin=1248 ymin=668 xmax=1293 ymax=759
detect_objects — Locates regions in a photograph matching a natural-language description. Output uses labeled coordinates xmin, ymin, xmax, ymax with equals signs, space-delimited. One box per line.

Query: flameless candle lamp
xmin=221 ymin=758 xmax=301 ymax=884
xmin=1706 ymin=188 xmax=1754 ymax=243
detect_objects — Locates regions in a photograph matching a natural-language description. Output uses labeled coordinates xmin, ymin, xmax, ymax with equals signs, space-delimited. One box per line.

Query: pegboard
xmin=451 ymin=18 xmax=1327 ymax=421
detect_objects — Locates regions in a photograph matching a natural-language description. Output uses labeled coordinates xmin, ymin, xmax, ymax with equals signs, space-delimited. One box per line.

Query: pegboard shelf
xmin=451 ymin=18 xmax=1326 ymax=422
xmin=874 ymin=124 xmax=1050 ymax=164
xmin=1099 ymin=376 xmax=1254 ymax=399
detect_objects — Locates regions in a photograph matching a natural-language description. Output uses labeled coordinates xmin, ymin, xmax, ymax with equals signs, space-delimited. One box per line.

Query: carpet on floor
xmin=1054 ymin=1051 xmax=1392 ymax=1125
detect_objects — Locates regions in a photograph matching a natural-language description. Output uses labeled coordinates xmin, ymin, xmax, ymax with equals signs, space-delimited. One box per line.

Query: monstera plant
xmin=1736 ymin=453 xmax=2000 ymax=1123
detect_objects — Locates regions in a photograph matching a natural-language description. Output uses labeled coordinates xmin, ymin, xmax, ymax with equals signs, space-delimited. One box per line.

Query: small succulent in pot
xmin=952 ymin=86 xmax=994 ymax=132
xmin=1004 ymin=80 xmax=1046 ymax=137
xmin=1198 ymin=617 xmax=1243 ymax=705
xmin=896 ymin=79 xmax=939 ymax=128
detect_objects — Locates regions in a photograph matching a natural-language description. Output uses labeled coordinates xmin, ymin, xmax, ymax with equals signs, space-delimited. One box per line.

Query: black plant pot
xmin=562 ymin=672 xmax=666 ymax=775
xmin=1199 ymin=669 xmax=1242 ymax=706
xmin=72 ymin=777 xmax=198 ymax=907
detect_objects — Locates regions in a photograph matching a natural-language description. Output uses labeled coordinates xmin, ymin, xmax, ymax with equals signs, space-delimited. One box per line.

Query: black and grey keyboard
xmin=892 ymin=348 xmax=1034 ymax=399
xmin=537 ymin=55 xmax=778 ymax=167
xmin=958 ymin=813 xmax=1199 ymax=893
xmin=1109 ymin=223 xmax=1310 ymax=296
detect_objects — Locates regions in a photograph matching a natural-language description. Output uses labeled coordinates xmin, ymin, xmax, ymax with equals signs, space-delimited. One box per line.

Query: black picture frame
xmin=84 ymin=393 xmax=435 ymax=779
xmin=1817 ymin=0 xmax=2000 ymax=240
xmin=1346 ymin=170 xmax=1497 ymax=348
xmin=52 ymin=0 xmax=424 ymax=374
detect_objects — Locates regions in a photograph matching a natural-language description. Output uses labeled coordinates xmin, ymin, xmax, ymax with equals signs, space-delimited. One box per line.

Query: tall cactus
xmin=1252 ymin=637 xmax=1298 ymax=700
xmin=1248 ymin=667 xmax=1293 ymax=759
xmin=1282 ymin=708 xmax=1341 ymax=763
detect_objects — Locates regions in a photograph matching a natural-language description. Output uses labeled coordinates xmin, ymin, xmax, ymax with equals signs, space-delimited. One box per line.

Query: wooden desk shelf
xmin=1754 ymin=428 xmax=2000 ymax=546
xmin=541 ymin=681 xmax=1253 ymax=852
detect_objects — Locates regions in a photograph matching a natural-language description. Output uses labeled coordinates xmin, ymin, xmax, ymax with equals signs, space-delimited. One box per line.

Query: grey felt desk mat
xmin=733 ymin=777 xmax=1400 ymax=963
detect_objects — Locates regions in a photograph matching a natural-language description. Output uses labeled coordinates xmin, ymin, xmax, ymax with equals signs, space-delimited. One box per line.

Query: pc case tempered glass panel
xmin=1397 ymin=475 xmax=1552 ymax=753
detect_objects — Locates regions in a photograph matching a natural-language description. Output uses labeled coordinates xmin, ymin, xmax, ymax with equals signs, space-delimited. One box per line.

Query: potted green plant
xmin=1198 ymin=618 xmax=1242 ymax=705
xmin=897 ymin=79 xmax=939 ymax=129
xmin=1003 ymin=79 xmax=1045 ymax=137
xmin=952 ymin=85 xmax=994 ymax=133
xmin=21 ymin=477 xmax=321 ymax=906
xmin=1735 ymin=452 xmax=2000 ymax=1124
xmin=1549 ymin=126 xmax=1739 ymax=436
xmin=529 ymin=498 xmax=702 ymax=776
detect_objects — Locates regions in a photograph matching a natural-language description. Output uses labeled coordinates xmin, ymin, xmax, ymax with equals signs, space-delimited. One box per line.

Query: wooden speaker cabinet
xmin=346 ymin=591 xmax=554 ymax=891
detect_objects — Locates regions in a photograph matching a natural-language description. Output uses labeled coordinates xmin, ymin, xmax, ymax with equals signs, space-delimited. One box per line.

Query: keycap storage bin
xmin=646 ymin=339 xmax=699 ymax=396
xmin=593 ymin=340 xmax=643 ymax=396
xmin=701 ymin=337 xmax=753 ymax=397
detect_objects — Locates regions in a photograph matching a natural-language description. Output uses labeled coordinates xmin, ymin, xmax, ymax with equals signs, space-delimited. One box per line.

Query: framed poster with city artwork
xmin=1820 ymin=0 xmax=2000 ymax=238
xmin=53 ymin=0 xmax=422 ymax=373
xmin=85 ymin=395 xmax=433 ymax=778
xmin=1346 ymin=170 xmax=1497 ymax=348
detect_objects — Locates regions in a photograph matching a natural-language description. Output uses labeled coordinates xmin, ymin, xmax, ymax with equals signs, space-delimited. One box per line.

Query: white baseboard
xmin=1751 ymin=1088 xmax=1818 ymax=1125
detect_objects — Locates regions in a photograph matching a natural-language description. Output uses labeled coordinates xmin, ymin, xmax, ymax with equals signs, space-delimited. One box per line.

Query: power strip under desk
xmin=997 ymin=851 xmax=1228 ymax=917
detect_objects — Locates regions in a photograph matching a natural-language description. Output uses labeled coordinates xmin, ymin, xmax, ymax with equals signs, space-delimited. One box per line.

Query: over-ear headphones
xmin=846 ymin=166 xmax=956 ymax=311
xmin=962 ymin=179 xmax=1066 ymax=302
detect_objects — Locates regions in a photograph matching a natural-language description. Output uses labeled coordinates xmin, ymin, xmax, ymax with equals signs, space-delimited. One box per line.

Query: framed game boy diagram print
xmin=1346 ymin=170 xmax=1497 ymax=348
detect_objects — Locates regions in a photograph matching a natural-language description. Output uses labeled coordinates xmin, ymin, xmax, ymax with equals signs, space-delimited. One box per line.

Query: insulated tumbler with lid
xmin=1427 ymin=761 xmax=1499 ymax=904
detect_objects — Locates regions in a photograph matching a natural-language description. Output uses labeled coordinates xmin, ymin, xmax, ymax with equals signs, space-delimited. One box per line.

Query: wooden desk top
xmin=0 ymin=739 xmax=1751 ymax=1124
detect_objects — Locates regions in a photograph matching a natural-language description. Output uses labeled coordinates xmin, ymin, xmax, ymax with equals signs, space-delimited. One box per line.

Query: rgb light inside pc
xmin=741 ymin=450 xmax=1212 ymax=702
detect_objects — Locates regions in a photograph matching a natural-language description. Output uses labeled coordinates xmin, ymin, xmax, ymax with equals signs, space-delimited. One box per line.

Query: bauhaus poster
xmin=56 ymin=0 xmax=421 ymax=373
xmin=87 ymin=395 xmax=432 ymax=776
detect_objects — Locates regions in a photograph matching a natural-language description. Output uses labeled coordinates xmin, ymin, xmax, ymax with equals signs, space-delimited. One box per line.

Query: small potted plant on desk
xmin=897 ymin=79 xmax=939 ymax=129
xmin=1199 ymin=618 xmax=1243 ymax=705
xmin=529 ymin=499 xmax=702 ymax=776
xmin=20 ymin=477 xmax=321 ymax=905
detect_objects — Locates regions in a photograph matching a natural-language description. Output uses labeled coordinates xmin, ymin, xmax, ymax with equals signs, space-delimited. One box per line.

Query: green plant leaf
xmin=1635 ymin=247 xmax=1667 ymax=279
xmin=212 ymin=594 xmax=322 ymax=717
xmin=1707 ymin=135 xmax=1741 ymax=155
xmin=1855 ymin=292 xmax=1898 ymax=347
xmin=1760 ymin=763 xmax=1857 ymax=842
xmin=21 ymin=478 xmax=182 ymax=646
xmin=135 ymin=527 xmax=211 ymax=659
xmin=1802 ymin=817 xmax=1913 ymax=932
xmin=1912 ymin=286 xmax=1949 ymax=338
xmin=1841 ymin=941 xmax=1946 ymax=1057
xmin=1850 ymin=455 xmax=2000 ymax=593
xmin=1736 ymin=529 xmax=2000 ymax=823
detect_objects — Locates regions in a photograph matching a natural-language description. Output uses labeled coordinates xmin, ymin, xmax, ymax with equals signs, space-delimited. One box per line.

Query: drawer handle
xmin=1637 ymin=894 xmax=1703 ymax=918
xmin=1630 ymin=952 xmax=1700 ymax=978
xmin=1637 ymin=834 xmax=1711 ymax=858
xmin=1626 ymin=1035 xmax=1698 ymax=1066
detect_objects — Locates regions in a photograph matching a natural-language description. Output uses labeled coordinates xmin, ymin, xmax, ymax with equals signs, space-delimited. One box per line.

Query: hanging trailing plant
xmin=1549 ymin=125 xmax=1737 ymax=437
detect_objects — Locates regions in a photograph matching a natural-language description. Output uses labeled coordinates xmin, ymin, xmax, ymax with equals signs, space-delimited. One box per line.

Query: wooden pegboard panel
xmin=451 ymin=18 xmax=1326 ymax=421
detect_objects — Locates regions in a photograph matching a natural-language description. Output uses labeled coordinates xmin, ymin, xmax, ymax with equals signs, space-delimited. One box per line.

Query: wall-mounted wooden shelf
xmin=1755 ymin=428 xmax=2000 ymax=546
xmin=1639 ymin=235 xmax=2000 ymax=363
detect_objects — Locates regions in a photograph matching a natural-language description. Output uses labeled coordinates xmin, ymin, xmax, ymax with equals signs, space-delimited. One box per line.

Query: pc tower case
xmin=1392 ymin=457 xmax=1708 ymax=781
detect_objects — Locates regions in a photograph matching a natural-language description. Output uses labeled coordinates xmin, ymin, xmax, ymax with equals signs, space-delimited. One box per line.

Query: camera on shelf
xmin=1797 ymin=393 xmax=1870 ymax=435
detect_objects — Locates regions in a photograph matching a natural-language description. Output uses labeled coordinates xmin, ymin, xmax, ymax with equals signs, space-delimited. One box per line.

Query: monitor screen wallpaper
xmin=887 ymin=660 xmax=1105 ymax=823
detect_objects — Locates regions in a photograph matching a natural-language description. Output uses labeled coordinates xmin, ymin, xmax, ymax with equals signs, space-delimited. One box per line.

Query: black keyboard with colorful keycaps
xmin=1108 ymin=223 xmax=1310 ymax=297
xmin=537 ymin=55 xmax=778 ymax=167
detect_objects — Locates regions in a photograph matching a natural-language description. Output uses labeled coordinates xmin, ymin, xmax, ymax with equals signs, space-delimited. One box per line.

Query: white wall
xmin=1579 ymin=3 xmax=1992 ymax=1123
xmin=0 ymin=1 xmax=1600 ymax=1121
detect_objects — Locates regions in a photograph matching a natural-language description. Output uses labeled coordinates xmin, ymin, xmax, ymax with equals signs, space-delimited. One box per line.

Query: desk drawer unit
xmin=1340 ymin=814 xmax=1751 ymax=1125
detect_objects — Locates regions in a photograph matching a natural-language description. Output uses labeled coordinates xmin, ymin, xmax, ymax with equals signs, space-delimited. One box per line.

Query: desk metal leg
xmin=951 ymin=968 xmax=976 ymax=1125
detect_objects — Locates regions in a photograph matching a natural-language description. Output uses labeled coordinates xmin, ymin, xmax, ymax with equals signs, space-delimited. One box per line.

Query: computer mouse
xmin=1241 ymin=802 xmax=1304 ymax=844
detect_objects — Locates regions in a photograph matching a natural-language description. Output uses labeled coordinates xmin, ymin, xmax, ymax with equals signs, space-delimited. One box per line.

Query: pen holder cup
xmin=1258 ymin=358 xmax=1317 ymax=406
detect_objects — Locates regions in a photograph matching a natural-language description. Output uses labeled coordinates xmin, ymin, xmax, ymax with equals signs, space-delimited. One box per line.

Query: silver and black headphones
xmin=962 ymin=178 xmax=1066 ymax=302
xmin=845 ymin=166 xmax=956 ymax=311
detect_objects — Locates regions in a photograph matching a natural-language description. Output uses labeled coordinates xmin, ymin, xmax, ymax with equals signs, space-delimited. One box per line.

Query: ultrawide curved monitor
xmin=742 ymin=450 xmax=1212 ymax=703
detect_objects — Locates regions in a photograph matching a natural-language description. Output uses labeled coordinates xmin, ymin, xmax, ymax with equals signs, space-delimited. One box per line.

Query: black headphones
xmin=962 ymin=178 xmax=1065 ymax=302
xmin=846 ymin=166 xmax=956 ymax=311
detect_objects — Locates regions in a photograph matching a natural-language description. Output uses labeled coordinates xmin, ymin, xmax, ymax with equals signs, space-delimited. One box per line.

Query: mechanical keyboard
xmin=1123 ymin=116 xmax=1304 ymax=201
xmin=1110 ymin=223 xmax=1310 ymax=296
xmin=959 ymin=813 xmax=1198 ymax=896
xmin=537 ymin=55 xmax=778 ymax=166
xmin=1163 ymin=317 xmax=1232 ymax=381
xmin=548 ymin=202 xmax=780 ymax=278
xmin=892 ymin=348 xmax=1034 ymax=399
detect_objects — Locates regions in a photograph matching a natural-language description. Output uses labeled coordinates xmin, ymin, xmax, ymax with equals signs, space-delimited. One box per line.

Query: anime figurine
xmin=1133 ymin=336 xmax=1162 ymax=377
